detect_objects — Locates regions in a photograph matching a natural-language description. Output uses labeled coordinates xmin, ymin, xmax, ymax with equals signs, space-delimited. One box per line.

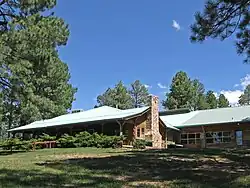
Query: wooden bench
xmin=32 ymin=141 xmax=57 ymax=150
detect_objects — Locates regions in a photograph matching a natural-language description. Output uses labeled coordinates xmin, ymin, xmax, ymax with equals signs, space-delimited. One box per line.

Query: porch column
xmin=116 ymin=120 xmax=125 ymax=136
xmin=69 ymin=127 xmax=72 ymax=136
xmin=12 ymin=132 xmax=16 ymax=138
xmin=201 ymin=125 xmax=206 ymax=149
xmin=133 ymin=119 xmax=137 ymax=141
xmin=165 ymin=128 xmax=169 ymax=149
xmin=101 ymin=123 xmax=104 ymax=134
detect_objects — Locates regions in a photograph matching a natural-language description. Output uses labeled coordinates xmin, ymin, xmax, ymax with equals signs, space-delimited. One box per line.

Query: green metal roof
xmin=8 ymin=106 xmax=150 ymax=132
xmin=160 ymin=105 xmax=250 ymax=128
xmin=160 ymin=111 xmax=198 ymax=130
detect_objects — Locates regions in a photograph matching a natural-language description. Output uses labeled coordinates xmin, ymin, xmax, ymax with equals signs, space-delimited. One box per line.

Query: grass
xmin=0 ymin=148 xmax=250 ymax=187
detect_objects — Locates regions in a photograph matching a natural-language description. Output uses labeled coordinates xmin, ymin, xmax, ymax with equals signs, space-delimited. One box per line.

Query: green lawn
xmin=0 ymin=148 xmax=250 ymax=188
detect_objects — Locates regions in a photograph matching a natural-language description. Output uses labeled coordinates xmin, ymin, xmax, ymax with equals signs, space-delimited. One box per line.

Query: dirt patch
xmin=50 ymin=154 xmax=112 ymax=160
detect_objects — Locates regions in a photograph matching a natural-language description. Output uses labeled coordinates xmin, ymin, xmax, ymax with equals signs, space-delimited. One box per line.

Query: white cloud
xmin=215 ymin=74 xmax=250 ymax=105
xmin=220 ymin=90 xmax=243 ymax=105
xmin=213 ymin=92 xmax=219 ymax=99
xmin=144 ymin=84 xmax=152 ymax=89
xmin=172 ymin=20 xmax=180 ymax=31
xmin=234 ymin=84 xmax=239 ymax=88
xmin=240 ymin=74 xmax=250 ymax=89
xmin=157 ymin=83 xmax=167 ymax=89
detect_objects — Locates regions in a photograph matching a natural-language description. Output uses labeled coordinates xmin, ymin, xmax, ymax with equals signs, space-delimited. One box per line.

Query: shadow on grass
xmin=1 ymin=149 xmax=250 ymax=187
xmin=36 ymin=149 xmax=250 ymax=188
xmin=0 ymin=168 xmax=123 ymax=188
xmin=0 ymin=150 xmax=26 ymax=156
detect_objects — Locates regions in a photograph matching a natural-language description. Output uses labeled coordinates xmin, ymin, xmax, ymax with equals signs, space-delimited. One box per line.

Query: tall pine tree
xmin=162 ymin=71 xmax=193 ymax=109
xmin=190 ymin=0 xmax=250 ymax=63
xmin=206 ymin=91 xmax=217 ymax=109
xmin=97 ymin=81 xmax=133 ymax=110
xmin=239 ymin=85 xmax=250 ymax=105
xmin=0 ymin=0 xmax=77 ymax=131
xmin=130 ymin=80 xmax=150 ymax=108
xmin=190 ymin=79 xmax=208 ymax=110
xmin=218 ymin=94 xmax=230 ymax=108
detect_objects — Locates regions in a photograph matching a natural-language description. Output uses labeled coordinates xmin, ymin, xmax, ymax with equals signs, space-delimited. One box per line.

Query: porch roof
xmin=160 ymin=105 xmax=250 ymax=128
xmin=8 ymin=106 xmax=150 ymax=132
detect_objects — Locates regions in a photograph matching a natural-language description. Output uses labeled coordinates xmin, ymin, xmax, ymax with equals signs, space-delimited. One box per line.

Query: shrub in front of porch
xmin=57 ymin=132 xmax=123 ymax=148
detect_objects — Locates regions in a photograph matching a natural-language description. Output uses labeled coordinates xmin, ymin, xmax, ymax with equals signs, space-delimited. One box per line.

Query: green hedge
xmin=133 ymin=139 xmax=147 ymax=149
xmin=132 ymin=139 xmax=152 ymax=149
xmin=57 ymin=132 xmax=123 ymax=148
xmin=0 ymin=138 xmax=33 ymax=151
xmin=0 ymin=132 xmax=124 ymax=151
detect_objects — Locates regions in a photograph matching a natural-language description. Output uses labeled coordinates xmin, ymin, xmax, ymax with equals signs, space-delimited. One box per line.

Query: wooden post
xmin=69 ymin=127 xmax=72 ymax=136
xmin=101 ymin=123 xmax=104 ymax=134
xmin=165 ymin=128 xmax=169 ymax=149
xmin=202 ymin=125 xmax=206 ymax=149
xmin=116 ymin=120 xmax=125 ymax=136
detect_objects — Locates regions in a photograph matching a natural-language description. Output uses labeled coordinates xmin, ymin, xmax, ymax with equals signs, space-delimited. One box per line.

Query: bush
xmin=75 ymin=131 xmax=123 ymax=148
xmin=1 ymin=138 xmax=33 ymax=151
xmin=0 ymin=132 xmax=124 ymax=150
xmin=75 ymin=131 xmax=92 ymax=147
xmin=133 ymin=139 xmax=146 ymax=149
xmin=98 ymin=135 xmax=123 ymax=148
xmin=57 ymin=134 xmax=77 ymax=148
xmin=145 ymin=140 xmax=152 ymax=147
xmin=39 ymin=133 xmax=56 ymax=141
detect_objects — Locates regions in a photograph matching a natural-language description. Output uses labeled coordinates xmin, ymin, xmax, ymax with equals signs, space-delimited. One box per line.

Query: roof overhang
xmin=8 ymin=107 xmax=151 ymax=133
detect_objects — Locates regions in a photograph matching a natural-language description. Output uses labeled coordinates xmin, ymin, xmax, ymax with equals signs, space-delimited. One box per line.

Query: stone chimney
xmin=145 ymin=95 xmax=162 ymax=148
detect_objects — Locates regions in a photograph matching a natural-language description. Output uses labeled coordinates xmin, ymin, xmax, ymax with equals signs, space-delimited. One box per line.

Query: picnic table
xmin=32 ymin=141 xmax=57 ymax=150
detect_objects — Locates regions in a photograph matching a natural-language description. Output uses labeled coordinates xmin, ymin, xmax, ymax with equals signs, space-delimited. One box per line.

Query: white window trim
xmin=181 ymin=133 xmax=201 ymax=145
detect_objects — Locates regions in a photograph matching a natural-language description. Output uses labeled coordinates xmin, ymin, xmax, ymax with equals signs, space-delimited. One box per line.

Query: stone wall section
xmin=145 ymin=95 xmax=162 ymax=148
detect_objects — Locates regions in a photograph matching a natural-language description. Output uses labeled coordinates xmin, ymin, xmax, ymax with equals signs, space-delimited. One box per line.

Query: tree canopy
xmin=96 ymin=80 xmax=151 ymax=110
xmin=218 ymin=94 xmax=230 ymax=108
xmin=97 ymin=81 xmax=134 ymax=110
xmin=190 ymin=79 xmax=207 ymax=110
xmin=0 ymin=0 xmax=76 ymax=137
xmin=130 ymin=80 xmax=150 ymax=108
xmin=206 ymin=91 xmax=218 ymax=109
xmin=239 ymin=85 xmax=250 ymax=105
xmin=190 ymin=0 xmax=250 ymax=63
xmin=162 ymin=71 xmax=231 ymax=110
xmin=162 ymin=71 xmax=193 ymax=110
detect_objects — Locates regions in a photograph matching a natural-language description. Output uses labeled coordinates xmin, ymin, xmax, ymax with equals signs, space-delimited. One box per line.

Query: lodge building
xmin=8 ymin=96 xmax=250 ymax=149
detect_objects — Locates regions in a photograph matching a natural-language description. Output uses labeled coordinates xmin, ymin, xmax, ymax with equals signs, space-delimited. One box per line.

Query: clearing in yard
xmin=0 ymin=148 xmax=250 ymax=188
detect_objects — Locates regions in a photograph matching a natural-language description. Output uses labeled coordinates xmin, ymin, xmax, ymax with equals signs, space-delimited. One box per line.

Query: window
xmin=137 ymin=128 xmax=140 ymax=137
xmin=181 ymin=133 xmax=201 ymax=145
xmin=206 ymin=131 xmax=231 ymax=144
xmin=141 ymin=128 xmax=145 ymax=136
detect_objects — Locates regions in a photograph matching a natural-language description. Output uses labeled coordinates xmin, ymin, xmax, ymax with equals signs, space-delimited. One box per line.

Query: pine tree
xmin=206 ymin=91 xmax=217 ymax=109
xmin=162 ymin=71 xmax=193 ymax=109
xmin=190 ymin=0 xmax=250 ymax=63
xmin=190 ymin=79 xmax=208 ymax=110
xmin=239 ymin=85 xmax=250 ymax=105
xmin=0 ymin=0 xmax=77 ymax=130
xmin=97 ymin=81 xmax=133 ymax=110
xmin=218 ymin=94 xmax=230 ymax=108
xmin=130 ymin=80 xmax=150 ymax=108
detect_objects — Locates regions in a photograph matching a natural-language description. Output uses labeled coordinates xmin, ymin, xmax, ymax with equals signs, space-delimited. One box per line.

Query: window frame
xmin=137 ymin=128 xmax=140 ymax=138
xmin=205 ymin=131 xmax=232 ymax=144
xmin=181 ymin=133 xmax=201 ymax=145
xmin=141 ymin=128 xmax=145 ymax=137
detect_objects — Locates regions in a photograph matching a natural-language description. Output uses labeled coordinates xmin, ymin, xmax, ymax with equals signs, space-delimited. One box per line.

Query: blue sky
xmin=54 ymin=1 xmax=249 ymax=110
